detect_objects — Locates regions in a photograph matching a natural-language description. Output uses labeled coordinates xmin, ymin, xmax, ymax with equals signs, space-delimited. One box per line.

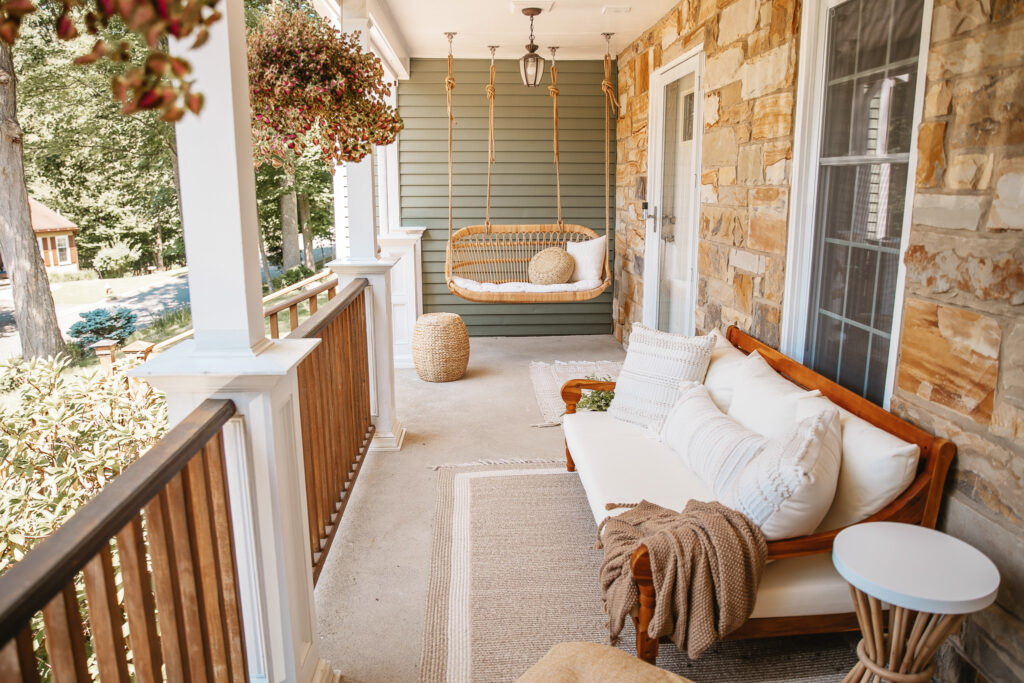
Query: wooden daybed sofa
xmin=560 ymin=326 xmax=955 ymax=664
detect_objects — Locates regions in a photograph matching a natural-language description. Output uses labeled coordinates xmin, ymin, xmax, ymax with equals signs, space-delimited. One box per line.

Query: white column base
xmin=369 ymin=421 xmax=406 ymax=453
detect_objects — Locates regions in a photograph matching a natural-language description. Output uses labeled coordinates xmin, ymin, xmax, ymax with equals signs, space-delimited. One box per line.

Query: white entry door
xmin=643 ymin=51 xmax=702 ymax=335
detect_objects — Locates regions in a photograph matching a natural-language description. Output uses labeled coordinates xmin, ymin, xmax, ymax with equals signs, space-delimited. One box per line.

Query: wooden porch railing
xmin=288 ymin=278 xmax=374 ymax=582
xmin=265 ymin=275 xmax=338 ymax=339
xmin=0 ymin=400 xmax=247 ymax=682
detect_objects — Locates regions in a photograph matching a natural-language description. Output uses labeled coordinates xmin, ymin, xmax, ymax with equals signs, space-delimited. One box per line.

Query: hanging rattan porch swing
xmin=442 ymin=32 xmax=618 ymax=304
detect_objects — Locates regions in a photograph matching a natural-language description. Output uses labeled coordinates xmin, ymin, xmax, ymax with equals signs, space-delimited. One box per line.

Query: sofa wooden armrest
xmin=560 ymin=379 xmax=616 ymax=472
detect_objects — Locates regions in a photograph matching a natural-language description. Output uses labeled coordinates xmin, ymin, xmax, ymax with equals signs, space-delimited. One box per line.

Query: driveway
xmin=0 ymin=272 xmax=190 ymax=360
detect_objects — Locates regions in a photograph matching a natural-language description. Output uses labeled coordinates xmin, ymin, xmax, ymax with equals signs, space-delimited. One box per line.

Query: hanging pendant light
xmin=519 ymin=8 xmax=545 ymax=87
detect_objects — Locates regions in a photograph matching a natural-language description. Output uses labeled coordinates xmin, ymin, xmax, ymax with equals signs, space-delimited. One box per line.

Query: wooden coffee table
xmin=832 ymin=522 xmax=999 ymax=683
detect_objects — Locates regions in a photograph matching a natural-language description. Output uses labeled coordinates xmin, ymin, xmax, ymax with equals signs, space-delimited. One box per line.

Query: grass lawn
xmin=50 ymin=269 xmax=187 ymax=306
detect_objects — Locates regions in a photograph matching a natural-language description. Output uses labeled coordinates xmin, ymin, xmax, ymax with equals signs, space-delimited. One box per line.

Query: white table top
xmin=832 ymin=522 xmax=1000 ymax=615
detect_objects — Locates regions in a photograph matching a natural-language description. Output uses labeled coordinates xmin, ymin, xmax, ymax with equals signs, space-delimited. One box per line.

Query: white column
xmin=330 ymin=259 xmax=405 ymax=451
xmin=132 ymin=3 xmax=332 ymax=681
xmin=379 ymin=227 xmax=425 ymax=368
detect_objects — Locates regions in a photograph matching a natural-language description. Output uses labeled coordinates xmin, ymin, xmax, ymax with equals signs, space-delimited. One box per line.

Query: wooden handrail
xmin=261 ymin=267 xmax=333 ymax=304
xmin=263 ymin=276 xmax=340 ymax=318
xmin=0 ymin=399 xmax=236 ymax=646
xmin=288 ymin=278 xmax=368 ymax=340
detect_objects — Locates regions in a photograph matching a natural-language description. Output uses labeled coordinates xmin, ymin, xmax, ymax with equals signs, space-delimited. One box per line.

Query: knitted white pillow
xmin=661 ymin=382 xmax=764 ymax=494
xmin=566 ymin=235 xmax=607 ymax=282
xmin=721 ymin=408 xmax=842 ymax=540
xmin=608 ymin=325 xmax=715 ymax=433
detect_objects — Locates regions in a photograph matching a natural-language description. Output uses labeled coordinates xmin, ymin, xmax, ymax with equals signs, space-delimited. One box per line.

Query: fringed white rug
xmin=528 ymin=360 xmax=622 ymax=427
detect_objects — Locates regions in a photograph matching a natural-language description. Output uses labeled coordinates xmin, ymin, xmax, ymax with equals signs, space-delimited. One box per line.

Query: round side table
xmin=833 ymin=522 xmax=999 ymax=683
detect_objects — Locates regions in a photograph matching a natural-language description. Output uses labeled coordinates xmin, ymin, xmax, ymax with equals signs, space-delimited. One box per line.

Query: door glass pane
xmin=657 ymin=71 xmax=695 ymax=334
xmin=805 ymin=0 xmax=923 ymax=402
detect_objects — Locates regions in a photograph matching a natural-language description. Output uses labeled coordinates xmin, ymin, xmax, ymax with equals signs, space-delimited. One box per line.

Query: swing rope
xmin=445 ymin=33 xmax=457 ymax=240
xmin=485 ymin=46 xmax=497 ymax=228
xmin=548 ymin=48 xmax=563 ymax=229
xmin=601 ymin=34 xmax=619 ymax=240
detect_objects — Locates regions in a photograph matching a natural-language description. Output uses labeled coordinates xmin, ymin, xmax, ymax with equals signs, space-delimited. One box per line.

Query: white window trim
xmin=55 ymin=234 xmax=71 ymax=265
xmin=780 ymin=0 xmax=933 ymax=408
xmin=641 ymin=44 xmax=705 ymax=336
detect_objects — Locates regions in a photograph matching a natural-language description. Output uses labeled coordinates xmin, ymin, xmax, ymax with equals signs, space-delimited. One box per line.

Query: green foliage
xmin=0 ymin=356 xmax=167 ymax=572
xmin=577 ymin=375 xmax=615 ymax=412
xmin=92 ymin=241 xmax=141 ymax=277
xmin=68 ymin=307 xmax=138 ymax=348
xmin=46 ymin=268 xmax=99 ymax=282
xmin=255 ymin=150 xmax=335 ymax=266
xmin=276 ymin=264 xmax=315 ymax=289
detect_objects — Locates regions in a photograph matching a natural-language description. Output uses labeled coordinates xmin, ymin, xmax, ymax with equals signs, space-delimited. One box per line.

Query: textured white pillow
xmin=797 ymin=395 xmax=920 ymax=531
xmin=703 ymin=328 xmax=748 ymax=412
xmin=566 ymin=235 xmax=607 ymax=282
xmin=721 ymin=408 xmax=842 ymax=540
xmin=661 ymin=382 xmax=764 ymax=494
xmin=608 ymin=325 xmax=715 ymax=433
xmin=727 ymin=350 xmax=820 ymax=438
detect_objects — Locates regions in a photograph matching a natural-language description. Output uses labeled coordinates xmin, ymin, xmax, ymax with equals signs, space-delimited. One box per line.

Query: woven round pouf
xmin=528 ymin=247 xmax=574 ymax=285
xmin=412 ymin=313 xmax=470 ymax=382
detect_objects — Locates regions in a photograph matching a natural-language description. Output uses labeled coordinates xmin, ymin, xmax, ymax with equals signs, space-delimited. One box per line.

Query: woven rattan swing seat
xmin=440 ymin=44 xmax=617 ymax=305
xmin=445 ymin=223 xmax=611 ymax=304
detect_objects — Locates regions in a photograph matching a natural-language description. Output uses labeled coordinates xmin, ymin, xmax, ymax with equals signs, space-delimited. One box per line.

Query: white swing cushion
xmin=451 ymin=276 xmax=604 ymax=294
xmin=566 ymin=235 xmax=607 ymax=282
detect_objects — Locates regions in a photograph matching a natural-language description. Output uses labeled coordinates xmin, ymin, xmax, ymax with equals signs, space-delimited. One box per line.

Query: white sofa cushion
xmin=727 ymin=350 xmax=820 ymax=438
xmin=797 ymin=394 xmax=920 ymax=531
xmin=752 ymin=554 xmax=854 ymax=618
xmin=608 ymin=325 xmax=715 ymax=433
xmin=562 ymin=411 xmax=713 ymax=526
xmin=452 ymin=276 xmax=603 ymax=293
xmin=722 ymin=409 xmax=842 ymax=540
xmin=566 ymin=235 xmax=606 ymax=282
xmin=661 ymin=382 xmax=764 ymax=494
xmin=703 ymin=329 xmax=749 ymax=412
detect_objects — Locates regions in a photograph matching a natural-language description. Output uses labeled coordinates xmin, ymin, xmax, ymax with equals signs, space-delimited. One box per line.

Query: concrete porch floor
xmin=315 ymin=334 xmax=625 ymax=681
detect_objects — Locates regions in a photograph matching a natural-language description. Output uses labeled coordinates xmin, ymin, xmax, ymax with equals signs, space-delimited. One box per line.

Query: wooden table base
xmin=842 ymin=586 xmax=965 ymax=683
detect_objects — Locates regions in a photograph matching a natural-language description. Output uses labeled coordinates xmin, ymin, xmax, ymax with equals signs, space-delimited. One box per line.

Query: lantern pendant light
xmin=519 ymin=8 xmax=545 ymax=87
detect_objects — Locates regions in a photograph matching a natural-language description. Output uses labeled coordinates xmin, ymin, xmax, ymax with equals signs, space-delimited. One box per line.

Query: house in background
xmin=0 ymin=198 xmax=81 ymax=278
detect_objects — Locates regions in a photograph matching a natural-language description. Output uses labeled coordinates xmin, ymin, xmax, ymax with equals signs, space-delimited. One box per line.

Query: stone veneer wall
xmin=889 ymin=1 xmax=1024 ymax=680
xmin=613 ymin=0 xmax=799 ymax=344
xmin=615 ymin=0 xmax=1023 ymax=679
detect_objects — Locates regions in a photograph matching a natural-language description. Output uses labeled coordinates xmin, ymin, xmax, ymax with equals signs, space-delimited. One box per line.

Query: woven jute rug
xmin=528 ymin=360 xmax=622 ymax=426
xmin=419 ymin=462 xmax=859 ymax=683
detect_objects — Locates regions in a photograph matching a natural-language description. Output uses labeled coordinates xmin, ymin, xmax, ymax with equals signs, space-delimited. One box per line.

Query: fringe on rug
xmin=426 ymin=457 xmax=565 ymax=471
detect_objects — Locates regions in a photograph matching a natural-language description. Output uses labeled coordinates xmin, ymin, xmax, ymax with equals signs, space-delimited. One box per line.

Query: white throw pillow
xmin=797 ymin=395 xmax=920 ymax=531
xmin=608 ymin=325 xmax=715 ymax=433
xmin=661 ymin=382 xmax=765 ymax=494
xmin=727 ymin=350 xmax=820 ymax=438
xmin=703 ymin=328 xmax=748 ymax=412
xmin=722 ymin=408 xmax=842 ymax=540
xmin=566 ymin=235 xmax=607 ymax=282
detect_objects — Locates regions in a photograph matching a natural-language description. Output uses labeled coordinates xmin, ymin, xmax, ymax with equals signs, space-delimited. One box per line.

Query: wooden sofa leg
xmin=565 ymin=442 xmax=576 ymax=472
xmin=634 ymin=581 xmax=658 ymax=664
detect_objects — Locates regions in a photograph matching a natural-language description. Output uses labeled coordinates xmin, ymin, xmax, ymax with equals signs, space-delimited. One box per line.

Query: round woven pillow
xmin=528 ymin=247 xmax=574 ymax=285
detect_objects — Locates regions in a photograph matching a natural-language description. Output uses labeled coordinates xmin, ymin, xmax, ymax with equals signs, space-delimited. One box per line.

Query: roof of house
xmin=29 ymin=198 xmax=79 ymax=234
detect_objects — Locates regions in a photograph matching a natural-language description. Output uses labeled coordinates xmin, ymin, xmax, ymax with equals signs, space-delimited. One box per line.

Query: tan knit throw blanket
xmin=599 ymin=500 xmax=768 ymax=659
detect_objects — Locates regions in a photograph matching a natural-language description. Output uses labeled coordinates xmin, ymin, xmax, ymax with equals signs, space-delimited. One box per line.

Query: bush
xmin=0 ymin=356 xmax=167 ymax=571
xmin=269 ymin=264 xmax=315 ymax=291
xmin=92 ymin=242 xmax=140 ymax=277
xmin=577 ymin=375 xmax=615 ymax=412
xmin=48 ymin=269 xmax=99 ymax=283
xmin=68 ymin=307 xmax=138 ymax=349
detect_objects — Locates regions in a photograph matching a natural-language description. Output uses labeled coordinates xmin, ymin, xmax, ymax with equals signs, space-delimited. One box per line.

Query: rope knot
xmin=548 ymin=85 xmax=559 ymax=98
xmin=445 ymin=76 xmax=456 ymax=92
xmin=601 ymin=79 xmax=619 ymax=113
xmin=485 ymin=83 xmax=496 ymax=100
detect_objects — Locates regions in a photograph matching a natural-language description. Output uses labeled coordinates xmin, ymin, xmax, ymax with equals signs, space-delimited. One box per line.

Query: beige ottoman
xmin=517 ymin=642 xmax=693 ymax=683
xmin=412 ymin=312 xmax=470 ymax=382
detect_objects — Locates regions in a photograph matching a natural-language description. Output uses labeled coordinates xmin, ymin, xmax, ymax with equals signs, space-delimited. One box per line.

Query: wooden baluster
xmin=163 ymin=476 xmax=210 ymax=683
xmin=297 ymin=357 xmax=321 ymax=560
xmin=144 ymin=492 xmax=189 ymax=682
xmin=0 ymin=627 xmax=40 ymax=683
xmin=203 ymin=434 xmax=248 ymax=681
xmin=82 ymin=543 xmax=131 ymax=682
xmin=269 ymin=313 xmax=279 ymax=340
xmin=327 ymin=285 xmax=336 ymax=300
xmin=289 ymin=304 xmax=299 ymax=332
xmin=41 ymin=584 xmax=90 ymax=683
xmin=315 ymin=330 xmax=334 ymax=549
xmin=116 ymin=517 xmax=163 ymax=683
xmin=183 ymin=449 xmax=230 ymax=681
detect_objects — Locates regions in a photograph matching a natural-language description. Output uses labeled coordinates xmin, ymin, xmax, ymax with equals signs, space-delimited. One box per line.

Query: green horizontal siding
xmin=398 ymin=58 xmax=616 ymax=337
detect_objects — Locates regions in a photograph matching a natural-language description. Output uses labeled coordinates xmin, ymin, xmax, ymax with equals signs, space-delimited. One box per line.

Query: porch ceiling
xmin=376 ymin=0 xmax=677 ymax=60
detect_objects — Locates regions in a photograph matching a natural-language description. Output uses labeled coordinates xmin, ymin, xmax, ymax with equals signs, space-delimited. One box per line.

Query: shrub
xmin=577 ymin=375 xmax=615 ymax=412
xmin=68 ymin=307 xmax=138 ymax=349
xmin=48 ymin=269 xmax=99 ymax=283
xmin=92 ymin=242 xmax=140 ymax=278
xmin=0 ymin=356 xmax=167 ymax=571
xmin=270 ymin=264 xmax=315 ymax=291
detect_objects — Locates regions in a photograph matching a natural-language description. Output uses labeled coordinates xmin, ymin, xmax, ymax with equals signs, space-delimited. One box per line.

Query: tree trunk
xmin=154 ymin=223 xmax=164 ymax=269
xmin=258 ymin=228 xmax=273 ymax=292
xmin=279 ymin=172 xmax=300 ymax=270
xmin=0 ymin=43 xmax=65 ymax=359
xmin=298 ymin=193 xmax=315 ymax=268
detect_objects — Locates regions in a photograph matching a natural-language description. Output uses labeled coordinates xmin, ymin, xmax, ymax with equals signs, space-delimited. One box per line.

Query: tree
xmin=0 ymin=42 xmax=64 ymax=358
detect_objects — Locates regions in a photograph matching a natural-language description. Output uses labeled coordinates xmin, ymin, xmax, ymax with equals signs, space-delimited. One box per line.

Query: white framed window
xmin=782 ymin=0 xmax=932 ymax=407
xmin=37 ymin=237 xmax=46 ymax=258
xmin=55 ymin=235 xmax=71 ymax=265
